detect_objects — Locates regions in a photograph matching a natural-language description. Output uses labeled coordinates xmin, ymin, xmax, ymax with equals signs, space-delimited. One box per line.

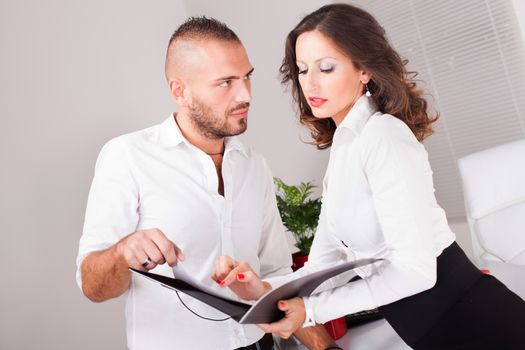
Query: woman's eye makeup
xmin=297 ymin=64 xmax=308 ymax=74
xmin=320 ymin=63 xmax=335 ymax=73
xmin=296 ymin=62 xmax=335 ymax=75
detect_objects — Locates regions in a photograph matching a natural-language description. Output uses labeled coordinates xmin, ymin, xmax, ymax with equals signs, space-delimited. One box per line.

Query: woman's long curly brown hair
xmin=280 ymin=3 xmax=438 ymax=149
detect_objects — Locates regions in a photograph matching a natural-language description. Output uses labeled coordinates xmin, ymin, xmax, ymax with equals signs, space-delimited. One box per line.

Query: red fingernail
xmin=480 ymin=269 xmax=490 ymax=274
xmin=215 ymin=280 xmax=221 ymax=285
xmin=278 ymin=301 xmax=285 ymax=308
xmin=237 ymin=273 xmax=245 ymax=280
xmin=219 ymin=281 xmax=225 ymax=286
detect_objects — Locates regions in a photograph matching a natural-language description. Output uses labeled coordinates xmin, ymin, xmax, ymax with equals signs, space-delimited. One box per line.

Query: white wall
xmin=0 ymin=1 xmax=187 ymax=349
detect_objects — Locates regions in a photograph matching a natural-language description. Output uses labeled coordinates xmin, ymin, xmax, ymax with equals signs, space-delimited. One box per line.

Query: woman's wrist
xmin=257 ymin=281 xmax=272 ymax=298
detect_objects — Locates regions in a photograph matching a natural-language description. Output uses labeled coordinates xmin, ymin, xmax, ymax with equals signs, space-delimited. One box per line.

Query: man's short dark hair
xmin=164 ymin=16 xmax=241 ymax=81
xmin=168 ymin=16 xmax=240 ymax=46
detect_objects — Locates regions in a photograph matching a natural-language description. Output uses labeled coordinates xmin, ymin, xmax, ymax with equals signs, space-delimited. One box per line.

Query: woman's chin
xmin=312 ymin=112 xmax=332 ymax=120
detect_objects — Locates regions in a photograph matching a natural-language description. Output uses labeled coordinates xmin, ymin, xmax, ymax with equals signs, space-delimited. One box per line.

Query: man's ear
xmin=168 ymin=78 xmax=190 ymax=107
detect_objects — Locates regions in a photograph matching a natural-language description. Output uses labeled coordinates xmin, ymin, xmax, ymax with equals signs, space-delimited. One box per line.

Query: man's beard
xmin=188 ymin=98 xmax=249 ymax=139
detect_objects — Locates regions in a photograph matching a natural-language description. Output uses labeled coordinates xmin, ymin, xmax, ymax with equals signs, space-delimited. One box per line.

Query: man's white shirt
xmin=76 ymin=115 xmax=292 ymax=350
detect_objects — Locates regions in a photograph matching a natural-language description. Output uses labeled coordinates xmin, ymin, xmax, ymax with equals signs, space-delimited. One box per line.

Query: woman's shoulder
xmin=358 ymin=112 xmax=423 ymax=156
xmin=361 ymin=112 xmax=418 ymax=144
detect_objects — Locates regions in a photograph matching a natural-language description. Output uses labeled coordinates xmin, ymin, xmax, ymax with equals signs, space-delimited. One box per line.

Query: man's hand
xmin=258 ymin=297 xmax=306 ymax=339
xmin=211 ymin=255 xmax=271 ymax=300
xmin=81 ymin=228 xmax=184 ymax=302
xmin=116 ymin=228 xmax=185 ymax=271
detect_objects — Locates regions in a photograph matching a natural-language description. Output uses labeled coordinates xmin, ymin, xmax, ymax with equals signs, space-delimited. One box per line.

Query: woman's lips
xmin=308 ymin=97 xmax=327 ymax=108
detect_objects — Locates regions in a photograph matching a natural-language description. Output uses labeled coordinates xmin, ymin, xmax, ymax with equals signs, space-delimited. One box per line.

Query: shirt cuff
xmin=302 ymin=297 xmax=316 ymax=328
xmin=305 ymin=278 xmax=377 ymax=324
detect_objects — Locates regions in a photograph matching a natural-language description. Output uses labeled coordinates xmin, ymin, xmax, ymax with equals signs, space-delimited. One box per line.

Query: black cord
xmin=175 ymin=290 xmax=231 ymax=322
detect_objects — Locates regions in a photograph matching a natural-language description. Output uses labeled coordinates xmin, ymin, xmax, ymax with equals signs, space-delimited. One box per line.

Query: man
xmin=76 ymin=17 xmax=337 ymax=350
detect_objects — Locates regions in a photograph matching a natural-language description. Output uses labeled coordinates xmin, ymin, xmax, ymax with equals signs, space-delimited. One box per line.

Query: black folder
xmin=130 ymin=258 xmax=381 ymax=324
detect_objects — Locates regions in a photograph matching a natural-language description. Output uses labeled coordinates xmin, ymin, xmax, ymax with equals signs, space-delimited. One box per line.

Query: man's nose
xmin=235 ymin=79 xmax=252 ymax=103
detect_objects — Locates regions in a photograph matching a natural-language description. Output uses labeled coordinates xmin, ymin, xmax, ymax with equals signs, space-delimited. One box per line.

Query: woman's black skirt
xmin=379 ymin=242 xmax=525 ymax=350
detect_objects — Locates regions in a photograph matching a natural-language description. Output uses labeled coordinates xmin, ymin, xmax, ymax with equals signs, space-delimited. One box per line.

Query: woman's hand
xmin=257 ymin=297 xmax=307 ymax=339
xmin=211 ymin=255 xmax=272 ymax=300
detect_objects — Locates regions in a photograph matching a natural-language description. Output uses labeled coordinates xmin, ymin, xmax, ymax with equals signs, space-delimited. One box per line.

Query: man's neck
xmin=174 ymin=111 xmax=224 ymax=155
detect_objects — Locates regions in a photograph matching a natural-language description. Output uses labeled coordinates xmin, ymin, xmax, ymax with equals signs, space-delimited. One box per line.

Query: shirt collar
xmin=158 ymin=113 xmax=248 ymax=158
xmin=159 ymin=114 xmax=186 ymax=148
xmin=224 ymin=135 xmax=248 ymax=158
xmin=335 ymin=95 xmax=378 ymax=137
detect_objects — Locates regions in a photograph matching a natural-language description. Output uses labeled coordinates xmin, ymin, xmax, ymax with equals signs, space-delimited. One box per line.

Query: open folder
xmin=130 ymin=258 xmax=381 ymax=324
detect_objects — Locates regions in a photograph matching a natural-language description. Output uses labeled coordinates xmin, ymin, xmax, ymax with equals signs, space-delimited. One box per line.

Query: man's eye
xmin=219 ymin=80 xmax=231 ymax=87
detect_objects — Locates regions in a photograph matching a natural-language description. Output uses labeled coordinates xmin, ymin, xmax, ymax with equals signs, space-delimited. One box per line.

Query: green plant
xmin=274 ymin=177 xmax=322 ymax=256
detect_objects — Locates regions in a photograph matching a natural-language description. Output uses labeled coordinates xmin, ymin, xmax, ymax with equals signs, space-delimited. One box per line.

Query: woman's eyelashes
xmin=297 ymin=63 xmax=335 ymax=75
xmin=297 ymin=63 xmax=308 ymax=75
xmin=320 ymin=63 xmax=335 ymax=73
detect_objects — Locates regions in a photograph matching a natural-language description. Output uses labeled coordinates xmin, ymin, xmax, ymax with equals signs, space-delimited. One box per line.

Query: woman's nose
xmin=303 ymin=71 xmax=319 ymax=94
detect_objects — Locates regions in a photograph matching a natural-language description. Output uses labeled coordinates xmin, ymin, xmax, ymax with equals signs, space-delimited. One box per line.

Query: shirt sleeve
xmin=305 ymin=119 xmax=438 ymax=324
xmin=256 ymin=159 xmax=293 ymax=279
xmin=75 ymin=137 xmax=140 ymax=290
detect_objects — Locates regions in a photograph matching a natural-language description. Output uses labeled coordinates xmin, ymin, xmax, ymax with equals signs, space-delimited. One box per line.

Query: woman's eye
xmin=297 ymin=63 xmax=308 ymax=75
xmin=320 ymin=66 xmax=334 ymax=73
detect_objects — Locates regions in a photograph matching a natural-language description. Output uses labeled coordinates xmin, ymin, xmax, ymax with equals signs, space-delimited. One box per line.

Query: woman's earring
xmin=365 ymin=83 xmax=372 ymax=97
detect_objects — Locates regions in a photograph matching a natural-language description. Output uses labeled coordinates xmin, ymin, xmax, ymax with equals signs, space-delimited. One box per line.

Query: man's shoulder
xmin=94 ymin=122 xmax=163 ymax=165
xmin=116 ymin=123 xmax=161 ymax=145
xmin=102 ymin=122 xmax=162 ymax=151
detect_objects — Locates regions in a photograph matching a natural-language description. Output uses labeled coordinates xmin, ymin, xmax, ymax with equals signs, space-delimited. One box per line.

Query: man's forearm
xmin=293 ymin=324 xmax=339 ymax=350
xmin=81 ymin=244 xmax=131 ymax=302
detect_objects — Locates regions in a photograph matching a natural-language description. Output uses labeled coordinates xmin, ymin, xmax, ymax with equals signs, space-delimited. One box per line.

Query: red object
xmin=291 ymin=252 xmax=348 ymax=340
xmin=292 ymin=252 xmax=309 ymax=271
xmin=237 ymin=273 xmax=245 ymax=280
xmin=323 ymin=316 xmax=348 ymax=340
xmin=480 ymin=269 xmax=491 ymax=274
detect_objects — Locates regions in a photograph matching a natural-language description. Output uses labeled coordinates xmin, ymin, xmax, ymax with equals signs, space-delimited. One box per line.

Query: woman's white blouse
xmin=267 ymin=95 xmax=456 ymax=325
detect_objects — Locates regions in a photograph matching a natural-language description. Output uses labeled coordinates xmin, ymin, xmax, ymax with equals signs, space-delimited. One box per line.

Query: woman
xmin=213 ymin=4 xmax=525 ymax=349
